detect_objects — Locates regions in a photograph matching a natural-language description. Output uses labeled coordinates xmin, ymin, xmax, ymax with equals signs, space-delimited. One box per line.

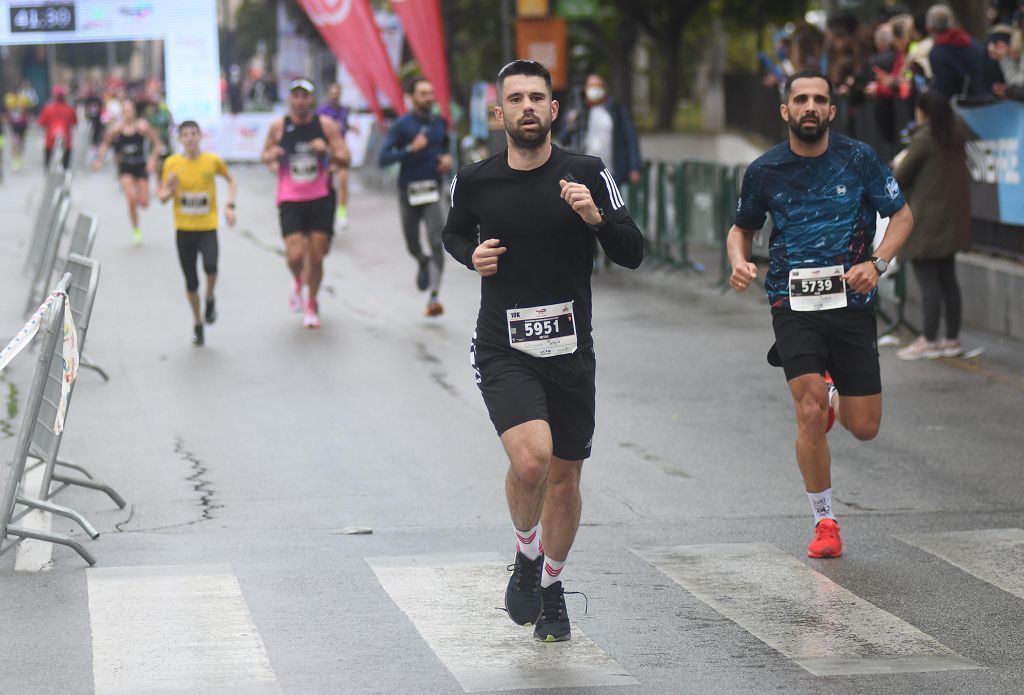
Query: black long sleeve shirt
xmin=442 ymin=145 xmax=644 ymax=351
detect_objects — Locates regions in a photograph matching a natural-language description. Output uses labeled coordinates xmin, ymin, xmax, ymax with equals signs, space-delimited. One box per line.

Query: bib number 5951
xmin=522 ymin=319 xmax=560 ymax=338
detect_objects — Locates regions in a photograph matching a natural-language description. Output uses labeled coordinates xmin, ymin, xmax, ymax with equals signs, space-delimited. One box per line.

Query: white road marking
xmin=87 ymin=565 xmax=280 ymax=694
xmin=367 ymin=553 xmax=639 ymax=692
xmin=14 ymin=465 xmax=53 ymax=572
xmin=898 ymin=528 xmax=1024 ymax=600
xmin=636 ymin=543 xmax=981 ymax=676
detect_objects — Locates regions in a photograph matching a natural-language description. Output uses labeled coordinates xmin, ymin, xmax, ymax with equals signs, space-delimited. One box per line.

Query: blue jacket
xmin=379 ymin=112 xmax=450 ymax=187
xmin=558 ymin=97 xmax=641 ymax=185
xmin=929 ymin=30 xmax=993 ymax=98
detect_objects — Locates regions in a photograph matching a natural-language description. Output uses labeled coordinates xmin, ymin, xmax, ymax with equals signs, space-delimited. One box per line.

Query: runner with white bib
xmin=379 ymin=78 xmax=451 ymax=317
xmin=261 ymin=79 xmax=350 ymax=329
xmin=442 ymin=60 xmax=643 ymax=643
xmin=727 ymin=69 xmax=914 ymax=559
xmin=158 ymin=120 xmax=237 ymax=346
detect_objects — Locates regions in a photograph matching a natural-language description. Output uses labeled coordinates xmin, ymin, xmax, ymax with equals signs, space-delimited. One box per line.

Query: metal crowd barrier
xmin=633 ymin=159 xmax=754 ymax=282
xmin=64 ymin=214 xmax=109 ymax=381
xmin=631 ymin=157 xmax=913 ymax=321
xmin=24 ymin=193 xmax=72 ymax=317
xmin=30 ymin=254 xmax=123 ymax=511
xmin=23 ymin=173 xmax=69 ymax=277
xmin=0 ymin=275 xmax=97 ymax=566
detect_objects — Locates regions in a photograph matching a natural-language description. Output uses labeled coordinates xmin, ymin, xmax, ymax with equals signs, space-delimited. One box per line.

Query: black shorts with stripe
xmin=471 ymin=336 xmax=596 ymax=461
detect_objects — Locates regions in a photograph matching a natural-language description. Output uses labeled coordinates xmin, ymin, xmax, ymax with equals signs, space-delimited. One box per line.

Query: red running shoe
xmin=808 ymin=518 xmax=843 ymax=558
xmin=824 ymin=372 xmax=837 ymax=433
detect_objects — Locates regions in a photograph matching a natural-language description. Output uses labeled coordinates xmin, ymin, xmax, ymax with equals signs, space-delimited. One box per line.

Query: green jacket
xmin=894 ymin=122 xmax=972 ymax=261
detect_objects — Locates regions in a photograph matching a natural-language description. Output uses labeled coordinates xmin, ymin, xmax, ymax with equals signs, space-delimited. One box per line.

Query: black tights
xmin=911 ymin=256 xmax=961 ymax=341
xmin=176 ymin=230 xmax=219 ymax=292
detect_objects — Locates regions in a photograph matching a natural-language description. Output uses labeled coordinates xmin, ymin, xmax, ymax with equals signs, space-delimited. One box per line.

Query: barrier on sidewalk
xmin=23 ymin=173 xmax=69 ymax=277
xmin=69 ymin=212 xmax=99 ymax=259
xmin=30 ymin=254 xmax=123 ymax=511
xmin=24 ymin=192 xmax=72 ymax=317
xmin=0 ymin=276 xmax=98 ymax=566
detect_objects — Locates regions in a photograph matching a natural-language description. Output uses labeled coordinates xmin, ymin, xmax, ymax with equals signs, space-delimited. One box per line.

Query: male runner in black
xmin=727 ymin=70 xmax=913 ymax=558
xmin=443 ymin=59 xmax=643 ymax=642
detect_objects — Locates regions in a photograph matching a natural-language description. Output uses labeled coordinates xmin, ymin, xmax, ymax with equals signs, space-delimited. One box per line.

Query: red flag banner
xmin=296 ymin=0 xmax=406 ymax=123
xmin=392 ymin=0 xmax=452 ymax=122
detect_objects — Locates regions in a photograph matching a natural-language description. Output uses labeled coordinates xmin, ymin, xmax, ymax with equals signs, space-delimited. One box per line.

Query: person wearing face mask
xmin=558 ymin=73 xmax=642 ymax=188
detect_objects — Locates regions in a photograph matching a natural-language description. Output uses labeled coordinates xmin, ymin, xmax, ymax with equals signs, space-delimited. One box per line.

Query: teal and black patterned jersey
xmin=735 ymin=133 xmax=905 ymax=308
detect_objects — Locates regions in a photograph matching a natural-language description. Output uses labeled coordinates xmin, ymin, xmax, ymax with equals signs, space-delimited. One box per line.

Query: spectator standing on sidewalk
xmin=894 ymin=90 xmax=971 ymax=360
xmin=558 ymin=73 xmax=642 ymax=187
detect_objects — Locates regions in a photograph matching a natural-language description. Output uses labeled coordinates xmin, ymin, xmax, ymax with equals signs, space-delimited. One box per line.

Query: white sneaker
xmin=288 ymin=278 xmax=304 ymax=313
xmin=939 ymin=339 xmax=962 ymax=357
xmin=303 ymin=300 xmax=321 ymax=329
xmin=896 ymin=336 xmax=942 ymax=361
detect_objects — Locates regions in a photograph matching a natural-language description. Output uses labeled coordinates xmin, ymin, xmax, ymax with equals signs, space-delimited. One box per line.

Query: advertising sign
xmin=958 ymin=100 xmax=1024 ymax=227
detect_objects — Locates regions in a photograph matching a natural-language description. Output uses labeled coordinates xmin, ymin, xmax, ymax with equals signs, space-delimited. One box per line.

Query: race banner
xmin=296 ymin=0 xmax=397 ymax=124
xmin=393 ymin=0 xmax=452 ymax=122
xmin=957 ymin=100 xmax=1024 ymax=227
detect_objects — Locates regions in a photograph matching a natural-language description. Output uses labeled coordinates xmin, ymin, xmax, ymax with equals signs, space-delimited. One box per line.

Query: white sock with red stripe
xmin=515 ymin=525 xmax=542 ymax=560
xmin=541 ymin=557 xmax=565 ymax=588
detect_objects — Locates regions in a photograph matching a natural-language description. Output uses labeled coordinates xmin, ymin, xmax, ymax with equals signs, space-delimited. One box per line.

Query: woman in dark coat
xmin=894 ymin=90 xmax=972 ymax=359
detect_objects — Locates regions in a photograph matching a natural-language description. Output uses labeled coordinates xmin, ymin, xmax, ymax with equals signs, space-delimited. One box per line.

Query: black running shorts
xmin=769 ymin=306 xmax=881 ymax=396
xmin=472 ymin=338 xmax=596 ymax=461
xmin=279 ymin=196 xmax=334 ymax=238
xmin=118 ymin=163 xmax=148 ymax=180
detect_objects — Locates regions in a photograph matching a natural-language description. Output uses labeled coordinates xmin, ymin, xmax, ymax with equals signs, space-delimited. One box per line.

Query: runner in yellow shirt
xmin=157 ymin=120 xmax=237 ymax=346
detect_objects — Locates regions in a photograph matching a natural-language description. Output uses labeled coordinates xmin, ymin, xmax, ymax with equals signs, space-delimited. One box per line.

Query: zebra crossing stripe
xmin=897 ymin=528 xmax=1024 ymax=601
xmin=367 ymin=553 xmax=639 ymax=692
xmin=636 ymin=543 xmax=981 ymax=676
xmin=87 ymin=565 xmax=280 ymax=694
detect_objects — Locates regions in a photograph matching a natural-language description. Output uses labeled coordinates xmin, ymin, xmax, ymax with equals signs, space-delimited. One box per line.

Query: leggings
xmin=176 ymin=230 xmax=219 ymax=292
xmin=911 ymin=256 xmax=961 ymax=341
xmin=398 ymin=191 xmax=444 ymax=294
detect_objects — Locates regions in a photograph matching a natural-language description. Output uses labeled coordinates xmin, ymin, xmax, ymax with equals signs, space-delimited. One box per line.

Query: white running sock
xmin=515 ymin=525 xmax=542 ymax=560
xmin=807 ymin=488 xmax=837 ymax=524
xmin=541 ymin=557 xmax=565 ymax=588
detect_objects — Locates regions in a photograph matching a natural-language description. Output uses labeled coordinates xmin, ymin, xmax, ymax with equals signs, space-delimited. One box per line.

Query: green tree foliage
xmin=234 ymin=0 xmax=279 ymax=66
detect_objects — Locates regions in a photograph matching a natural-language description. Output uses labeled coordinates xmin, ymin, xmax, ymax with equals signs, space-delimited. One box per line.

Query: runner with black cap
xmin=261 ymin=78 xmax=350 ymax=328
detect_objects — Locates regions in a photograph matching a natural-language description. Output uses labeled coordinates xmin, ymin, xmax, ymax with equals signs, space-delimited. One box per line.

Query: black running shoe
xmin=505 ymin=551 xmax=543 ymax=625
xmin=416 ymin=257 xmax=431 ymax=291
xmin=534 ymin=581 xmax=571 ymax=642
xmin=205 ymin=298 xmax=217 ymax=324
xmin=192 ymin=324 xmax=204 ymax=346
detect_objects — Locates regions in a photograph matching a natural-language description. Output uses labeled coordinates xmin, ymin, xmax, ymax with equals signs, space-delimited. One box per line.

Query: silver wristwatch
xmin=870 ymin=256 xmax=889 ymax=275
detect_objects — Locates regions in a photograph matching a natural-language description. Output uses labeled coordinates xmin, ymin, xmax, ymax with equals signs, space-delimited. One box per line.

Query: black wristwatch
xmin=870 ymin=255 xmax=889 ymax=275
xmin=587 ymin=209 xmax=609 ymax=231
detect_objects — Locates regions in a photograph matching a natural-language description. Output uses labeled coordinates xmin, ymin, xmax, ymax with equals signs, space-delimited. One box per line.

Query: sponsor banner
xmin=195 ymin=112 xmax=374 ymax=166
xmin=297 ymin=0 xmax=405 ymax=124
xmin=957 ymin=100 xmax=1024 ymax=226
xmin=392 ymin=0 xmax=451 ymax=122
xmin=0 ymin=0 xmax=221 ymax=124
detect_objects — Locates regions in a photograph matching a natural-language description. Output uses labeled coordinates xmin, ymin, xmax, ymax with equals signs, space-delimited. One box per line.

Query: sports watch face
xmin=872 ymin=256 xmax=888 ymax=274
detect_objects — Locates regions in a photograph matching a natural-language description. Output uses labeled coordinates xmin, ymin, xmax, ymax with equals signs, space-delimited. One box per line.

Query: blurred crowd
xmin=762 ymin=2 xmax=1024 ymax=159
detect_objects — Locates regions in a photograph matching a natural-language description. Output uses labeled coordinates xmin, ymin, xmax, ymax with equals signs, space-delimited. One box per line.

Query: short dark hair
xmin=782 ymin=69 xmax=834 ymax=103
xmin=496 ymin=59 xmax=552 ymax=99
xmin=179 ymin=120 xmax=201 ymax=133
xmin=406 ymin=77 xmax=431 ymax=95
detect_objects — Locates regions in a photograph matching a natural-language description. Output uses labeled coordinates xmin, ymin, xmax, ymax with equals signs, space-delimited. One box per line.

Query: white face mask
xmin=585 ymin=86 xmax=606 ymax=102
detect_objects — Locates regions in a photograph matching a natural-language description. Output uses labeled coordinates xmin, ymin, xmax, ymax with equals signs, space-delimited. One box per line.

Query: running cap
xmin=289 ymin=78 xmax=315 ymax=94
